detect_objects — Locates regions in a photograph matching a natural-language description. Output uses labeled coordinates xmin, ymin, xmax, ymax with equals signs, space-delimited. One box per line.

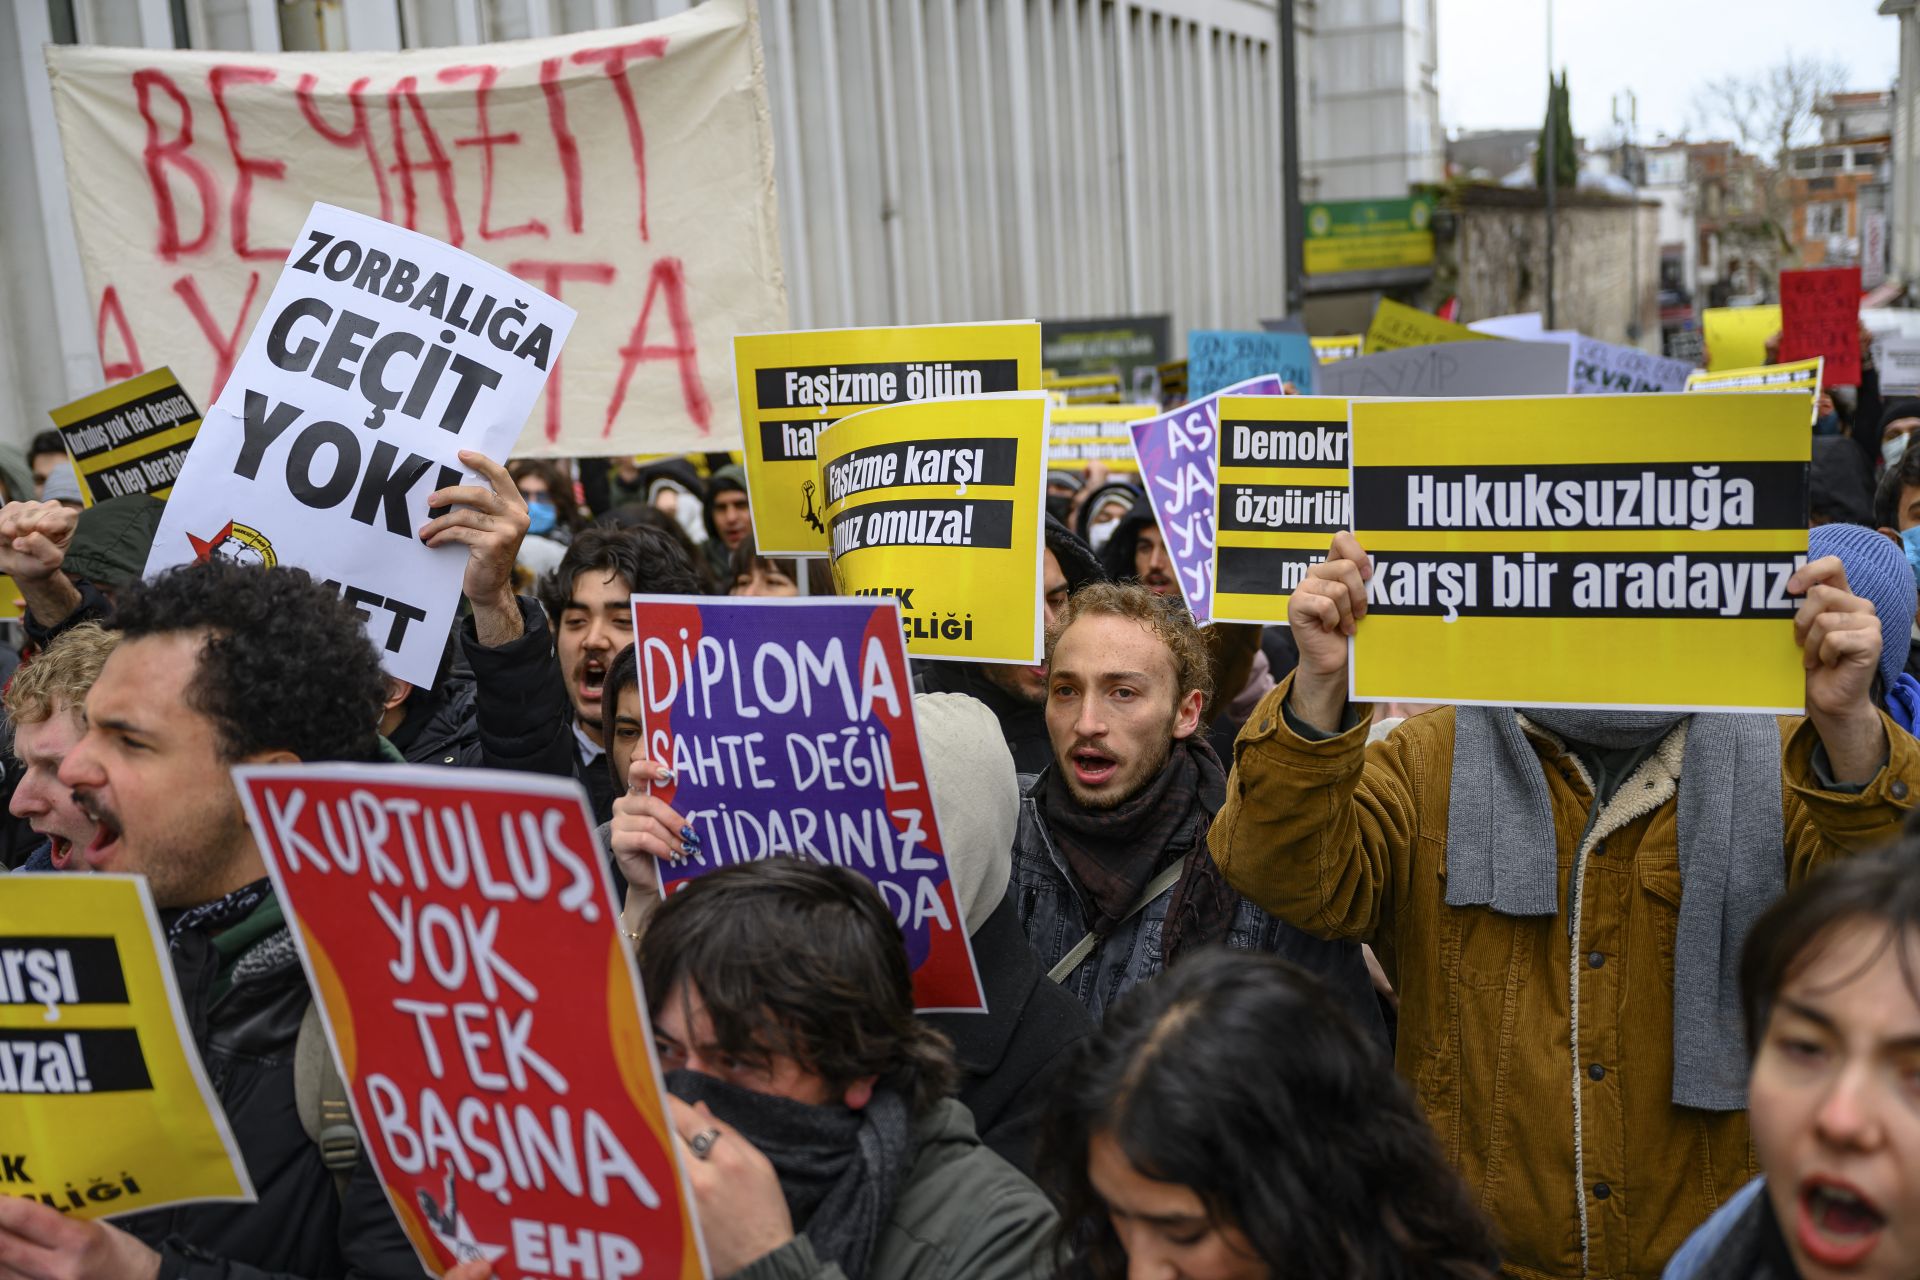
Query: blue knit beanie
xmin=1809 ymin=523 xmax=1916 ymax=692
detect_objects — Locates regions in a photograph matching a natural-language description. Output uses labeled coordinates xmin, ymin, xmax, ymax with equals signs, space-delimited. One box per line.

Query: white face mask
xmin=1087 ymin=517 xmax=1121 ymax=550
xmin=1885 ymin=433 xmax=1911 ymax=468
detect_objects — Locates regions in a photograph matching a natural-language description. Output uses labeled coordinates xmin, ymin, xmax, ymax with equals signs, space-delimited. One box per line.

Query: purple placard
xmin=1129 ymin=374 xmax=1284 ymax=622
xmin=630 ymin=594 xmax=985 ymax=1013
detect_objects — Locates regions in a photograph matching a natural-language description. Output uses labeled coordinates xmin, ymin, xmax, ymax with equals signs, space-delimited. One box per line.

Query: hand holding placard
xmin=1790 ymin=555 xmax=1887 ymax=783
xmin=1286 ymin=530 xmax=1371 ymax=734
xmin=420 ymin=451 xmax=532 ymax=648
xmin=609 ymin=756 xmax=693 ymax=898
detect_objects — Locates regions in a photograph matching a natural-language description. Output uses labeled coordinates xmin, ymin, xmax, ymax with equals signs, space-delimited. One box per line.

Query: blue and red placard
xmin=630 ymin=595 xmax=986 ymax=1013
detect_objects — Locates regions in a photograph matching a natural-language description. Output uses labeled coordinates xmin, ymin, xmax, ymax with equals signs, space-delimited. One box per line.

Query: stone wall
xmin=1439 ymin=187 xmax=1663 ymax=350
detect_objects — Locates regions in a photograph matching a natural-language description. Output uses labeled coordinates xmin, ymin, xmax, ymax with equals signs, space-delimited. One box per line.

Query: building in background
xmin=1783 ymin=90 xmax=1892 ymax=274
xmin=0 ymin=0 xmax=1298 ymax=447
xmin=1294 ymin=0 xmax=1443 ymax=201
xmin=1886 ymin=0 xmax=1920 ymax=290
xmin=1687 ymin=140 xmax=1775 ymax=306
xmin=1290 ymin=0 xmax=1444 ymax=331
xmin=1640 ymin=142 xmax=1696 ymax=295
xmin=1446 ymin=128 xmax=1538 ymax=184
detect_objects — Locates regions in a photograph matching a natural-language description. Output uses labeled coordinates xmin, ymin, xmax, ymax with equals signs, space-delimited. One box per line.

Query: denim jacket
xmin=1009 ymin=768 xmax=1382 ymax=1031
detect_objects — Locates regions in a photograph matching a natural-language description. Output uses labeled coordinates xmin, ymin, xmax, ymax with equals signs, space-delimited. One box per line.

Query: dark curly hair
xmin=640 ymin=859 xmax=958 ymax=1116
xmin=1037 ymin=949 xmax=1500 ymax=1280
xmin=536 ymin=524 xmax=705 ymax=621
xmin=111 ymin=559 xmax=387 ymax=764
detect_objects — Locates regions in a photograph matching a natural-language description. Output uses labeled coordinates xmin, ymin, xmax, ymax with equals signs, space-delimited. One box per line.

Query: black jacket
xmin=922 ymin=895 xmax=1093 ymax=1176
xmin=576 ymin=737 xmax=618 ymax=828
xmin=418 ymin=597 xmax=574 ymax=778
xmin=124 ymin=895 xmax=419 ymax=1279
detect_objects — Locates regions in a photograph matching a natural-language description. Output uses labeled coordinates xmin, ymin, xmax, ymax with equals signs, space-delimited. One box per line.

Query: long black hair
xmin=1037 ymin=949 xmax=1499 ymax=1280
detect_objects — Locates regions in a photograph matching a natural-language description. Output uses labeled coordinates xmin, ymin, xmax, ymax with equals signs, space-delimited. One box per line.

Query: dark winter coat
xmin=1011 ymin=767 xmax=1386 ymax=1035
xmin=922 ymin=895 xmax=1093 ymax=1175
xmin=728 ymin=1099 xmax=1055 ymax=1280
xmin=123 ymin=894 xmax=420 ymax=1279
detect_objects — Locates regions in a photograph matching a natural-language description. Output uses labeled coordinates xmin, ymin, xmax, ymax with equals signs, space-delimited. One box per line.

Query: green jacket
xmin=730 ymin=1099 xmax=1056 ymax=1280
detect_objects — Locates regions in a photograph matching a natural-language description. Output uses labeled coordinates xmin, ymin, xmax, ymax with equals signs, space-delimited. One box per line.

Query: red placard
xmin=1780 ymin=266 xmax=1862 ymax=386
xmin=236 ymin=764 xmax=705 ymax=1280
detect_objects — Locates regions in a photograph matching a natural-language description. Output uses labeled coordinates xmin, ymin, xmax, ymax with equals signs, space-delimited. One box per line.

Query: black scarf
xmin=1039 ymin=736 xmax=1236 ymax=967
xmin=665 ymin=1070 xmax=913 ymax=1280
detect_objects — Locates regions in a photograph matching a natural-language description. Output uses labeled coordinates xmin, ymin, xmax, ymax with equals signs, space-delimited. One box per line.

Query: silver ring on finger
xmin=688 ymin=1128 xmax=722 ymax=1160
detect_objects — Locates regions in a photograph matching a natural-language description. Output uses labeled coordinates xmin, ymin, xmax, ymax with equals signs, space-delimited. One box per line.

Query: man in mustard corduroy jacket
xmin=1209 ymin=532 xmax=1920 ymax=1280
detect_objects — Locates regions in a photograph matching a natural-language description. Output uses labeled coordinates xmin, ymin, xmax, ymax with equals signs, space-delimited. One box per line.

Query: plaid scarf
xmin=164 ymin=877 xmax=272 ymax=949
xmin=1040 ymin=736 xmax=1235 ymax=966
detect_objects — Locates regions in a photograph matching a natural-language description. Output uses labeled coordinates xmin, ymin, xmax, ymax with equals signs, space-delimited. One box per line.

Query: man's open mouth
xmin=1070 ymin=746 xmax=1119 ymax=788
xmin=82 ymin=817 xmax=123 ymax=871
xmin=579 ymin=658 xmax=607 ymax=703
xmin=1797 ymin=1177 xmax=1887 ymax=1267
xmin=47 ymin=835 xmax=74 ymax=871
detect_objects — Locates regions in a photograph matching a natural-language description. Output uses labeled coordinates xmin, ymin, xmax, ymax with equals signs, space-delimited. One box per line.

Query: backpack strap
xmin=1047 ymin=862 xmax=1184 ymax=985
xmin=294 ymin=1000 xmax=360 ymax=1199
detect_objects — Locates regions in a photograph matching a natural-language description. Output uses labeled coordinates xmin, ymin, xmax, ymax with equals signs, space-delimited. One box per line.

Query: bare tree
xmin=1691 ymin=54 xmax=1851 ymax=169
xmin=1690 ymin=55 xmax=1851 ymax=281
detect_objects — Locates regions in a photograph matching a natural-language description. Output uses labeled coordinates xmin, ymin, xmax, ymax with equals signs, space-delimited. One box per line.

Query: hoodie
xmin=702 ymin=463 xmax=749 ymax=580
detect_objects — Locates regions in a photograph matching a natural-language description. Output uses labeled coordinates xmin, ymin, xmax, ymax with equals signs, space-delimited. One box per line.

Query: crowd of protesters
xmin=3 ymin=426 xmax=1920 ymax=1280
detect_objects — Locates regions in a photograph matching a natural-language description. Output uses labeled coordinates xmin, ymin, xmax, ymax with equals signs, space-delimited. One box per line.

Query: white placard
xmin=146 ymin=203 xmax=575 ymax=685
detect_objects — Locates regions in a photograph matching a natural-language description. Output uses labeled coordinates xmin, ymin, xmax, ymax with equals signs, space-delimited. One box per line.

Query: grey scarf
xmin=666 ymin=1070 xmax=913 ymax=1280
xmin=1447 ymin=707 xmax=1784 ymax=1110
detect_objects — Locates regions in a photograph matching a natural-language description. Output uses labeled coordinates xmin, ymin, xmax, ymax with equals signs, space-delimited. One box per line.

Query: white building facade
xmin=1295 ymin=0 xmax=1442 ymax=201
xmin=1881 ymin=0 xmax=1920 ymax=290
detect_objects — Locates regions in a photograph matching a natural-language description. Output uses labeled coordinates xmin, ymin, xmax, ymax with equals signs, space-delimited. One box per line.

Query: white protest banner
xmin=45 ymin=1 xmax=782 ymax=458
xmin=1878 ymin=336 xmax=1920 ymax=393
xmin=1571 ymin=337 xmax=1695 ymax=395
xmin=145 ymin=203 xmax=575 ymax=686
xmin=1317 ymin=341 xmax=1574 ymax=399
xmin=1468 ymin=313 xmax=1581 ymax=343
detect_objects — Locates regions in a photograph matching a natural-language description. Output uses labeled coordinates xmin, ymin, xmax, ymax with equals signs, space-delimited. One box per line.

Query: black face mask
xmin=1046 ymin=493 xmax=1073 ymax=523
xmin=666 ymin=1068 xmax=862 ymax=1226
xmin=665 ymin=1069 xmax=913 ymax=1280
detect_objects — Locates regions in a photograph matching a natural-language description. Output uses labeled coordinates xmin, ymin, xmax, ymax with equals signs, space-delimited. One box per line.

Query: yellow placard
xmin=735 ymin=323 xmax=1043 ymax=556
xmin=1701 ymin=305 xmax=1783 ymax=371
xmin=1311 ymin=335 xmax=1365 ymax=364
xmin=1212 ymin=396 xmax=1352 ymax=625
xmin=1347 ymin=394 xmax=1811 ymax=712
xmin=47 ymin=367 xmax=200 ymax=507
xmin=1685 ymin=357 xmax=1823 ymax=396
xmin=1362 ymin=299 xmax=1499 ymax=355
xmin=1 ymin=875 xmax=254 ymax=1219
xmin=821 ymin=394 xmax=1048 ymax=662
xmin=1042 ymin=372 xmax=1125 ymax=405
xmin=1048 ymin=404 xmax=1155 ymax=473
xmin=1687 ymin=358 xmax=1823 ymax=424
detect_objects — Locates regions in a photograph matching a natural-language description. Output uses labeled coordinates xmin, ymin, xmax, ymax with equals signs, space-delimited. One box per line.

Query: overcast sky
xmin=1434 ymin=0 xmax=1901 ymax=144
